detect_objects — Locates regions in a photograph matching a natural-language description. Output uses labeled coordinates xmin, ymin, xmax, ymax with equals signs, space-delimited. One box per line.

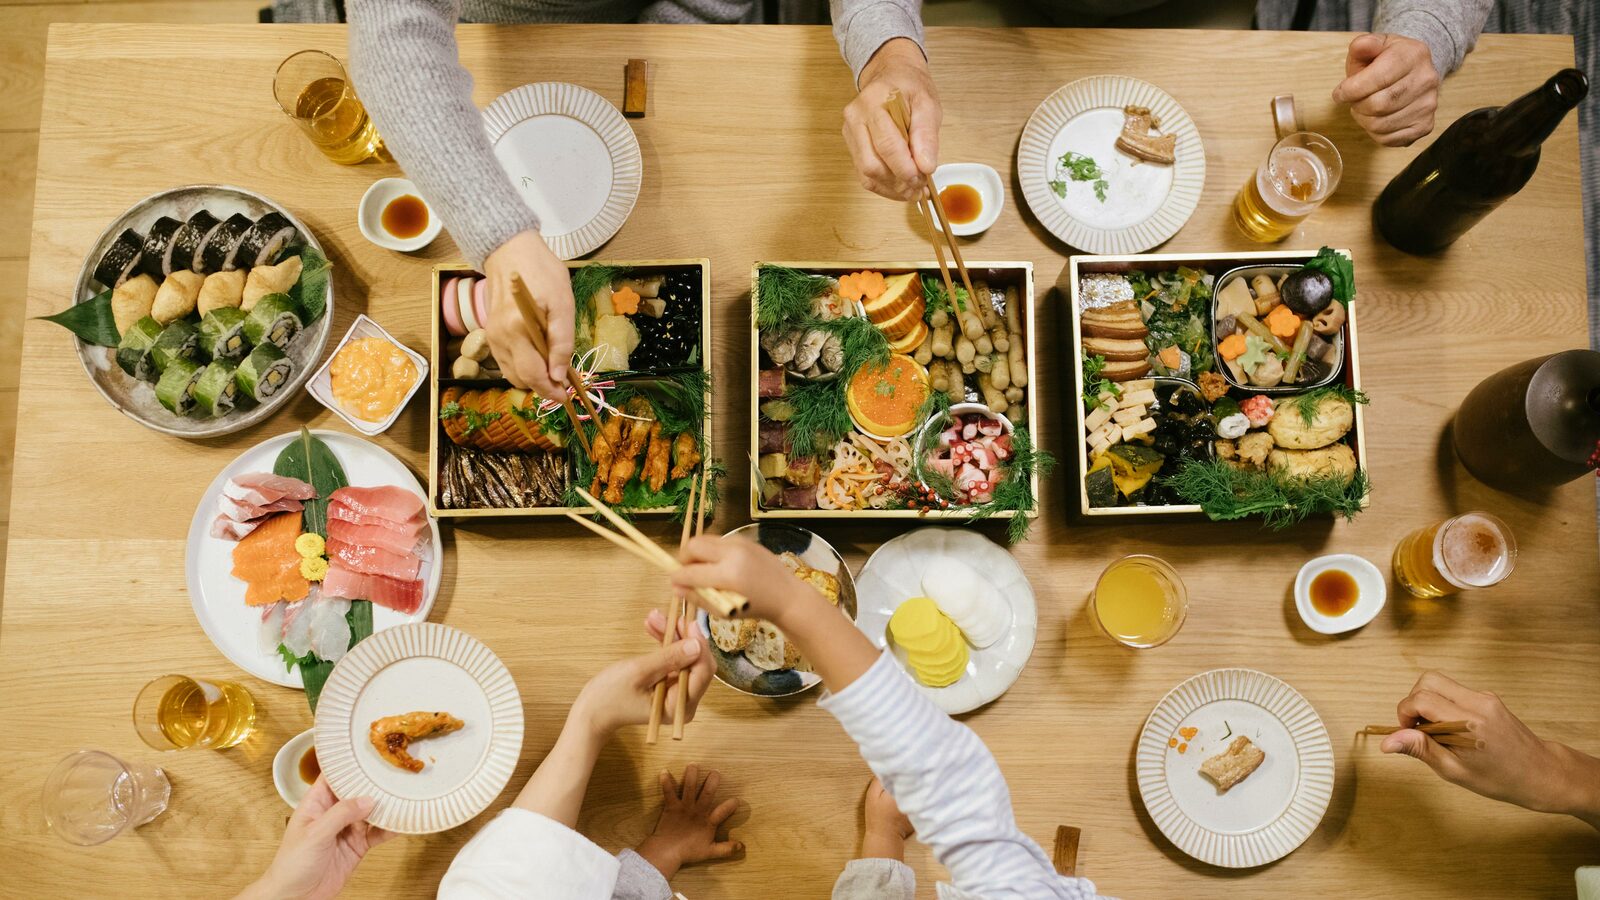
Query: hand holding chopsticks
xmin=647 ymin=467 xmax=714 ymax=744
xmin=1359 ymin=721 xmax=1483 ymax=750
xmin=507 ymin=274 xmax=608 ymax=457
xmin=883 ymin=90 xmax=975 ymax=306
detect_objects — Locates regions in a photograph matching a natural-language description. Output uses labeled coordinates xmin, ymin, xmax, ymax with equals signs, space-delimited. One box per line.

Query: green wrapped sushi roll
xmin=192 ymin=359 xmax=240 ymax=417
xmin=241 ymin=292 xmax=302 ymax=350
xmin=150 ymin=320 xmax=199 ymax=373
xmin=197 ymin=307 xmax=249 ymax=360
xmin=115 ymin=316 xmax=164 ymax=382
xmin=235 ymin=342 xmax=293 ymax=402
xmin=155 ymin=357 xmax=205 ymax=414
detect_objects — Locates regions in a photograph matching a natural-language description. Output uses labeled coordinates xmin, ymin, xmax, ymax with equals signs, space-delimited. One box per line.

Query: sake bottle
xmin=1373 ymin=68 xmax=1588 ymax=254
xmin=1452 ymin=350 xmax=1600 ymax=493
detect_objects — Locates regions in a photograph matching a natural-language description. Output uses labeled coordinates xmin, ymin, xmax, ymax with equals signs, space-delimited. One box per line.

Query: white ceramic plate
xmin=71 ymin=184 xmax=334 ymax=438
xmin=483 ymin=83 xmax=642 ymax=260
xmin=1018 ymin=76 xmax=1205 ymax=254
xmin=185 ymin=429 xmax=442 ymax=688
xmin=852 ymin=527 xmax=1036 ymax=714
xmin=357 ymin=177 xmax=442 ymax=252
xmin=315 ymin=622 xmax=523 ymax=834
xmin=1136 ymin=668 xmax=1334 ymax=868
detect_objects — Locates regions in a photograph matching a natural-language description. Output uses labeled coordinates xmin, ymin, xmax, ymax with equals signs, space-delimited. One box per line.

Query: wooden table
xmin=3 ymin=23 xmax=1595 ymax=898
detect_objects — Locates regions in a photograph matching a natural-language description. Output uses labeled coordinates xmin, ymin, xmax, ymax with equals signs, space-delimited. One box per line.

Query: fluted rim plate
xmin=1136 ymin=668 xmax=1333 ymax=868
xmin=483 ymin=82 xmax=642 ymax=260
xmin=315 ymin=623 xmax=523 ymax=834
xmin=1018 ymin=76 xmax=1205 ymax=254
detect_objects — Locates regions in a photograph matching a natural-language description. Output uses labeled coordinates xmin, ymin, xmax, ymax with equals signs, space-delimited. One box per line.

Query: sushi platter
xmin=750 ymin=262 xmax=1044 ymax=536
xmin=427 ymin=260 xmax=712 ymax=518
xmin=55 ymin=185 xmax=334 ymax=438
xmin=1068 ymin=249 xmax=1369 ymax=524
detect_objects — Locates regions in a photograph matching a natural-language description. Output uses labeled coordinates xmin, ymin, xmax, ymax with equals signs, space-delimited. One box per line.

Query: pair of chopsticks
xmin=647 ymin=467 xmax=712 ymax=744
xmin=882 ymin=90 xmax=976 ymax=307
xmin=508 ymin=274 xmax=607 ymax=457
xmin=1358 ymin=720 xmax=1483 ymax=750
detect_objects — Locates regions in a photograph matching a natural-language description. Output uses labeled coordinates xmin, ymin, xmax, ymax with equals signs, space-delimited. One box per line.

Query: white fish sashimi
xmin=307 ymin=596 xmax=353 ymax=663
xmin=257 ymin=602 xmax=286 ymax=656
xmin=281 ymin=598 xmax=313 ymax=658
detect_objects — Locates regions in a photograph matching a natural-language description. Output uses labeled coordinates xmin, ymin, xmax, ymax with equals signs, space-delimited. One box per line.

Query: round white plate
xmin=483 ymin=83 xmax=642 ymax=260
xmin=71 ymin=184 xmax=334 ymax=438
xmin=314 ymin=622 xmax=523 ymax=834
xmin=185 ymin=429 xmax=442 ymax=688
xmin=1136 ymin=668 xmax=1334 ymax=868
xmin=1018 ymin=76 xmax=1205 ymax=254
xmin=852 ymin=527 xmax=1036 ymax=714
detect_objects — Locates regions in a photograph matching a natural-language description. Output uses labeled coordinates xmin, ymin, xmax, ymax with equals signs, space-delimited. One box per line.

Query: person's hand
xmin=1332 ymin=32 xmax=1441 ymax=147
xmin=860 ymin=777 xmax=914 ymax=860
xmin=635 ymin=764 xmax=744 ymax=880
xmin=843 ymin=38 xmax=942 ymax=200
xmin=672 ymin=534 xmax=829 ymax=628
xmin=569 ymin=613 xmax=714 ymax=738
xmin=481 ymin=230 xmax=576 ymax=399
xmin=236 ymin=777 xmax=394 ymax=900
xmin=1381 ymin=672 xmax=1600 ymax=824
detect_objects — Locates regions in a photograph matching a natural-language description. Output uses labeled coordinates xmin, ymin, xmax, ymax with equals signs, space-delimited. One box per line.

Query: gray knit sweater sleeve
xmin=348 ymin=0 xmax=539 ymax=267
xmin=610 ymin=849 xmax=673 ymax=900
xmin=1375 ymin=0 xmax=1493 ymax=77
xmin=830 ymin=0 xmax=925 ymax=84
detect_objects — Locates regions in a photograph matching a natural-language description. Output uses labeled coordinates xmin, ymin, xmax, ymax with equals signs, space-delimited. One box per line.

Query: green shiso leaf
xmin=280 ymin=244 xmax=332 ymax=325
xmin=1302 ymin=246 xmax=1355 ymax=306
xmin=273 ymin=426 xmax=349 ymax=538
xmin=39 ymin=288 xmax=121 ymax=347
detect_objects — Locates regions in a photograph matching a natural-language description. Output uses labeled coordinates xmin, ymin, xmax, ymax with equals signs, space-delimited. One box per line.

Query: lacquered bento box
xmin=428 ymin=259 xmax=712 ymax=519
xmin=749 ymin=260 xmax=1042 ymax=523
xmin=1067 ymin=250 xmax=1369 ymax=520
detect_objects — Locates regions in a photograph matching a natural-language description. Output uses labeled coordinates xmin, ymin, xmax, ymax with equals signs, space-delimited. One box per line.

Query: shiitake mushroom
xmin=1281 ymin=268 xmax=1334 ymax=316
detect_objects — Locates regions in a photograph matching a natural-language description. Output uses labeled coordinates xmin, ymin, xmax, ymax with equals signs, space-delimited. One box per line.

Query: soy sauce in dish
xmin=299 ymin=746 xmax=321 ymax=784
xmin=381 ymin=194 xmax=429 ymax=239
xmin=938 ymin=184 xmax=982 ymax=224
xmin=1310 ymin=569 xmax=1359 ymax=616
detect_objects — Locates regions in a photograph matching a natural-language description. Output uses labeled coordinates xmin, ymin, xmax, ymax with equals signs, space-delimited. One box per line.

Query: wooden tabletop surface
xmin=3 ymin=23 xmax=1596 ymax=898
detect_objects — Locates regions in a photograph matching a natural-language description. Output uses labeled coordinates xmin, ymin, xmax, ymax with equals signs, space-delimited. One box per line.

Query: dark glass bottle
xmin=1452 ymin=350 xmax=1600 ymax=493
xmin=1373 ymin=68 xmax=1588 ymax=254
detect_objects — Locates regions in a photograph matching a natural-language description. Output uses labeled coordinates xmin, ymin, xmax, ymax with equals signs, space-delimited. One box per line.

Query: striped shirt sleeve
xmin=819 ymin=652 xmax=1106 ymax=899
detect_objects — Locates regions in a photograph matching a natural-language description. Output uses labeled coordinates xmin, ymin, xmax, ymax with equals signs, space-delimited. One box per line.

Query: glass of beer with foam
xmin=1392 ymin=511 xmax=1518 ymax=598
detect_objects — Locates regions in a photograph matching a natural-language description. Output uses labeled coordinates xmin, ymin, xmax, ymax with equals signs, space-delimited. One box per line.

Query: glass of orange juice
xmin=1089 ymin=555 xmax=1187 ymax=649
xmin=133 ymin=675 xmax=257 ymax=751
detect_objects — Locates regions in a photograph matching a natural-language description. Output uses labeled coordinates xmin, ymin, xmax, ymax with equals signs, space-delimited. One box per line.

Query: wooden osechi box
xmin=1067 ymin=250 xmax=1368 ymax=519
xmin=428 ymin=259 xmax=712 ymax=518
xmin=749 ymin=261 xmax=1040 ymax=522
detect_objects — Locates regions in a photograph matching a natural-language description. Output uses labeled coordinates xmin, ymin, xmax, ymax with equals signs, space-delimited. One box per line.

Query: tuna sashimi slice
xmin=224 ymin=473 xmax=317 ymax=507
xmin=328 ymin=485 xmax=424 ymax=524
xmin=327 ymin=499 xmax=426 ymax=537
xmin=321 ymin=563 xmax=424 ymax=615
xmin=327 ymin=516 xmax=429 ymax=558
xmin=326 ymin=536 xmax=422 ymax=582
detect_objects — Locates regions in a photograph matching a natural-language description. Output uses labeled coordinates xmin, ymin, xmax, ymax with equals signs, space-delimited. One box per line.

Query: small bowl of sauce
xmin=930 ymin=163 xmax=1004 ymax=237
xmin=1295 ymin=554 xmax=1385 ymax=635
xmin=272 ymin=728 xmax=317 ymax=808
xmin=307 ymin=314 xmax=429 ymax=435
xmin=358 ymin=177 xmax=442 ymax=252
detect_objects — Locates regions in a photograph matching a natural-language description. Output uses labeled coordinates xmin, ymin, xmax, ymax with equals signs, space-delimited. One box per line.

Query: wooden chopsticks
xmin=1359 ymin=720 xmax=1483 ymax=750
xmin=507 ymin=274 xmax=608 ymax=456
xmin=647 ymin=466 xmax=713 ymax=744
xmin=883 ymin=91 xmax=976 ymax=305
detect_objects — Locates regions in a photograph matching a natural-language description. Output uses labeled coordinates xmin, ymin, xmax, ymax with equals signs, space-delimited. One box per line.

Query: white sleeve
xmin=818 ymin=652 xmax=1106 ymax=900
xmin=438 ymin=808 xmax=621 ymax=900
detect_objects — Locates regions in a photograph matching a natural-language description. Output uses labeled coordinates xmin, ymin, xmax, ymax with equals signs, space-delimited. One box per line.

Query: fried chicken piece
xmin=642 ymin=422 xmax=671 ymax=492
xmin=604 ymin=398 xmax=655 ymax=504
xmin=369 ymin=711 xmax=465 ymax=773
xmin=669 ymin=431 xmax=701 ymax=480
xmin=589 ymin=413 xmax=626 ymax=495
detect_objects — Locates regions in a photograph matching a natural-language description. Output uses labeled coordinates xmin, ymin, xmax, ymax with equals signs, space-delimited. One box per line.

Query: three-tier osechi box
xmin=749 ymin=261 xmax=1046 ymax=524
xmin=428 ymin=259 xmax=711 ymax=519
xmin=1068 ymin=249 xmax=1369 ymax=522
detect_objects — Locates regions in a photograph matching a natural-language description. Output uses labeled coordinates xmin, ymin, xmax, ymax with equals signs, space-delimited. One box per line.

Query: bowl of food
xmin=697 ymin=523 xmax=857 ymax=698
xmin=1212 ymin=261 xmax=1345 ymax=395
xmin=913 ymin=403 xmax=1014 ymax=505
xmin=358 ymin=178 xmax=441 ymax=253
xmin=931 ymin=163 xmax=1004 ymax=237
xmin=272 ymin=728 xmax=318 ymax=808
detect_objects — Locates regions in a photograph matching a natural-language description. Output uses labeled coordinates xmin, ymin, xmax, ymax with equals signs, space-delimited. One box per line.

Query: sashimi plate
xmin=315 ymin=622 xmax=522 ymax=834
xmin=853 ymin=527 xmax=1036 ymax=715
xmin=186 ymin=429 xmax=441 ymax=688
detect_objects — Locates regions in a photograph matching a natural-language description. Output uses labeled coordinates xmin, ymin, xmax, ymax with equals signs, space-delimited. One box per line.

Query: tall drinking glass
xmin=1232 ymin=96 xmax=1343 ymax=242
xmin=133 ymin=675 xmax=257 ymax=751
xmin=272 ymin=49 xmax=388 ymax=165
xmin=1089 ymin=555 xmax=1188 ymax=649
xmin=42 ymin=751 xmax=170 ymax=846
xmin=1392 ymin=511 xmax=1518 ymax=598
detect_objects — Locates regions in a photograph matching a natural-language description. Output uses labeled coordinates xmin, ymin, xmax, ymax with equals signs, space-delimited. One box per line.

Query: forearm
xmin=1375 ymin=0 xmax=1492 ymax=77
xmin=830 ymin=0 xmax=925 ymax=85
xmin=774 ymin=592 xmax=879 ymax=693
xmin=511 ymin=708 xmax=608 ymax=828
xmin=1547 ymin=743 xmax=1600 ymax=831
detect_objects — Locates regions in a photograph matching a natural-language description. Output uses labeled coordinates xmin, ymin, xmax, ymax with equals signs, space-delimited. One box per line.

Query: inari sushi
xmin=111 ymin=273 xmax=159 ymax=336
xmin=241 ymin=256 xmax=303 ymax=311
xmin=94 ymin=229 xmax=144 ymax=288
xmin=198 ymin=307 xmax=250 ymax=360
xmin=197 ymin=270 xmax=246 ymax=317
xmin=115 ymin=316 xmax=164 ymax=381
xmin=192 ymin=359 xmax=240 ymax=417
xmin=149 ymin=320 xmax=199 ymax=373
xmin=241 ymin=293 xmax=302 ymax=349
xmin=151 ymin=270 xmax=205 ymax=324
xmin=155 ymin=357 xmax=206 ymax=414
xmin=236 ymin=342 xmax=293 ymax=402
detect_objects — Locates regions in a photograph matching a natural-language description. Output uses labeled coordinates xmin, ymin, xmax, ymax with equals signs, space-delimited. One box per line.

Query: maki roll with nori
xmin=172 ymin=210 xmax=221 ymax=274
xmin=241 ymin=292 xmax=302 ymax=349
xmin=150 ymin=320 xmax=199 ymax=373
xmin=192 ymin=359 xmax=240 ymax=417
xmin=235 ymin=342 xmax=293 ymax=402
xmin=207 ymin=213 xmax=255 ymax=272
xmin=155 ymin=358 xmax=205 ymax=414
xmin=198 ymin=307 xmax=249 ymax=360
xmin=94 ymin=229 xmax=144 ymax=288
xmin=234 ymin=213 xmax=299 ymax=270
xmin=139 ymin=217 xmax=182 ymax=279
xmin=115 ymin=316 xmax=164 ymax=381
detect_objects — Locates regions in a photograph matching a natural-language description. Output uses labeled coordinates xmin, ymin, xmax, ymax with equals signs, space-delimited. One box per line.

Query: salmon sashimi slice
xmin=327 ymin=516 xmax=428 ymax=558
xmin=224 ymin=473 xmax=317 ymax=507
xmin=232 ymin=512 xmax=310 ymax=606
xmin=327 ymin=500 xmax=426 ymax=537
xmin=321 ymin=563 xmax=424 ymax=614
xmin=328 ymin=485 xmax=424 ymax=524
xmin=326 ymin=536 xmax=422 ymax=582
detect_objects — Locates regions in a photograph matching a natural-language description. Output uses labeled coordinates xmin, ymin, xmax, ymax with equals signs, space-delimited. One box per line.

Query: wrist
xmin=860 ymin=38 xmax=924 ymax=85
xmin=634 ymin=837 xmax=683 ymax=880
xmin=235 ymin=876 xmax=288 ymax=900
xmin=565 ymin=695 xmax=616 ymax=744
xmin=1545 ymin=742 xmax=1600 ymax=826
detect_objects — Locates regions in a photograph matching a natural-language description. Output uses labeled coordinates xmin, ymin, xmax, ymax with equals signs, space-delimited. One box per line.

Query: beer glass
xmin=1089 ymin=555 xmax=1187 ymax=649
xmin=1233 ymin=95 xmax=1343 ymax=242
xmin=42 ymin=751 xmax=170 ymax=846
xmin=1392 ymin=511 xmax=1518 ymax=598
xmin=133 ymin=675 xmax=257 ymax=751
xmin=273 ymin=49 xmax=388 ymax=165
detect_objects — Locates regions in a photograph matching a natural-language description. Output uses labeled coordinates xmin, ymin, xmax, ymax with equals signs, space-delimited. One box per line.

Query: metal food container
xmin=1211 ymin=263 xmax=1344 ymax=395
